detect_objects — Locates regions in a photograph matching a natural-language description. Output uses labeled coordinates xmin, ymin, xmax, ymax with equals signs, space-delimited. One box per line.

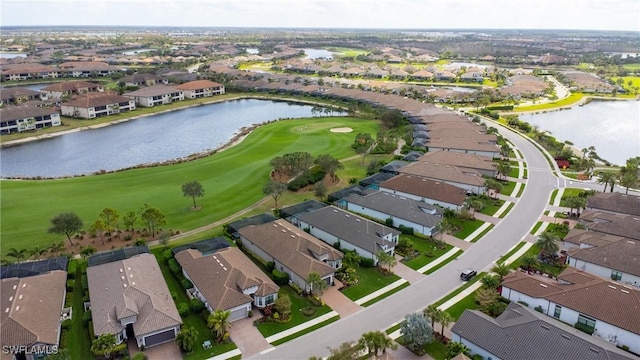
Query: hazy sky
xmin=1 ymin=0 xmax=639 ymax=31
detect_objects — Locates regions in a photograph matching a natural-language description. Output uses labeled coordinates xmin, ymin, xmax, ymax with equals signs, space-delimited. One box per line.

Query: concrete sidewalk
xmin=417 ymin=246 xmax=462 ymax=273
xmin=355 ymin=279 xmax=408 ymax=305
xmin=463 ymin=222 xmax=492 ymax=242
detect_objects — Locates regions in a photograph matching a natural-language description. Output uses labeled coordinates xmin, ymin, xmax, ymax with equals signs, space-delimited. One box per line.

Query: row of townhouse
xmin=0 ymin=62 xmax=121 ymax=81
xmin=0 ymin=80 xmax=225 ymax=134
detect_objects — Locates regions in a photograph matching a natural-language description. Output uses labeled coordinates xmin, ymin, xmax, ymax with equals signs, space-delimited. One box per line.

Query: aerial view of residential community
xmin=1 ymin=1 xmax=640 ymax=360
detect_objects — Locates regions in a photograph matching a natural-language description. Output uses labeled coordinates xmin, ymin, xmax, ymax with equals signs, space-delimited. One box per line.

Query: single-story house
xmin=0 ymin=106 xmax=61 ymax=135
xmin=426 ymin=138 xmax=500 ymax=159
xmin=578 ymin=210 xmax=640 ymax=240
xmin=175 ymin=247 xmax=279 ymax=322
xmin=123 ymin=85 xmax=184 ymax=107
xmin=379 ymin=174 xmax=467 ymax=211
xmin=398 ymin=161 xmax=486 ymax=195
xmin=585 ymin=192 xmax=640 ymax=216
xmin=452 ymin=302 xmax=635 ymax=360
xmin=339 ymin=191 xmax=443 ymax=237
xmin=418 ymin=151 xmax=497 ymax=177
xmin=86 ymin=253 xmax=182 ymax=349
xmin=0 ymin=270 xmax=67 ymax=360
xmin=238 ymin=219 xmax=343 ymax=291
xmin=41 ymin=80 xmax=104 ymax=99
xmin=500 ymin=268 xmax=640 ymax=354
xmin=175 ymin=80 xmax=225 ymax=98
xmin=60 ymin=93 xmax=135 ymax=119
xmin=295 ymin=206 xmax=399 ymax=265
xmin=121 ymin=74 xmax=161 ymax=87
xmin=561 ymin=228 xmax=623 ymax=251
xmin=566 ymin=237 xmax=640 ymax=287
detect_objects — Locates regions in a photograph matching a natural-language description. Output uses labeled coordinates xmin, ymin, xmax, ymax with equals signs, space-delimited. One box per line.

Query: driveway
xmin=323 ymin=279 xmax=363 ymax=318
xmin=393 ymin=256 xmax=425 ymax=284
xmin=228 ymin=312 xmax=273 ymax=358
xmin=128 ymin=339 xmax=183 ymax=360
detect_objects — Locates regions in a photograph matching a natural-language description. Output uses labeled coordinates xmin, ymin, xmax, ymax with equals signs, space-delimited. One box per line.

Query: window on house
xmin=611 ymin=270 xmax=622 ymax=281
xmin=553 ymin=305 xmax=561 ymax=318
xmin=265 ymin=294 xmax=276 ymax=305
xmin=577 ymin=314 xmax=596 ymax=330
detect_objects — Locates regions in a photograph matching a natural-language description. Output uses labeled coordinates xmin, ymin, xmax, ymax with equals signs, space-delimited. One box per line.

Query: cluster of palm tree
xmin=423 ymin=305 xmax=454 ymax=341
xmin=318 ymin=330 xmax=396 ymax=360
xmin=375 ymin=250 xmax=397 ymax=274
xmin=208 ymin=309 xmax=232 ymax=343
xmin=596 ymin=157 xmax=639 ymax=194
xmin=3 ymin=241 xmax=67 ymax=265
xmin=535 ymin=230 xmax=561 ymax=264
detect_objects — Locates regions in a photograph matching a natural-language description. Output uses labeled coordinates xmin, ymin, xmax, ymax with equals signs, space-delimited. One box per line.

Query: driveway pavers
xmin=228 ymin=312 xmax=273 ymax=358
xmin=323 ymin=279 xmax=363 ymax=318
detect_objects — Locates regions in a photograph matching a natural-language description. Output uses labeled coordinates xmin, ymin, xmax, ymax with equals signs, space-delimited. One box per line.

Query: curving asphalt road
xmin=248 ymin=120 xmax=560 ymax=359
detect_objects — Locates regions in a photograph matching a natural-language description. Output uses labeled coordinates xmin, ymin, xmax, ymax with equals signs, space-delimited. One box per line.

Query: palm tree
xmin=435 ymin=219 xmax=454 ymax=241
xmin=307 ymin=272 xmax=328 ymax=297
xmin=176 ymin=326 xmax=199 ymax=353
xmin=438 ymin=311 xmax=453 ymax=338
xmin=521 ymin=255 xmax=540 ymax=271
xmin=7 ymin=248 xmax=27 ymax=263
xmin=342 ymin=251 xmax=361 ymax=269
xmin=28 ymin=246 xmax=48 ymax=260
xmin=207 ymin=309 xmax=231 ymax=343
xmin=376 ymin=251 xmax=397 ymax=273
xmin=424 ymin=304 xmax=440 ymax=329
xmin=596 ymin=171 xmax=617 ymax=192
xmin=359 ymin=331 xmax=396 ymax=356
xmin=91 ymin=334 xmax=116 ymax=359
xmin=496 ymin=162 xmax=511 ymax=180
xmin=491 ymin=262 xmax=510 ymax=280
xmin=481 ymin=273 xmax=501 ymax=290
xmin=535 ymin=231 xmax=560 ymax=262
xmin=49 ymin=241 xmax=66 ymax=257
xmin=619 ymin=171 xmax=638 ymax=194
xmin=446 ymin=341 xmax=471 ymax=359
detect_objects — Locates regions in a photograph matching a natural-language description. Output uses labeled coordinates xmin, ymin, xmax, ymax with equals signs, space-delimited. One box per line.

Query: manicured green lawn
xmin=559 ymin=187 xmax=587 ymax=206
xmin=499 ymin=202 xmax=515 ymax=218
xmin=453 ymin=219 xmax=484 ymax=240
xmin=341 ymin=267 xmax=400 ymax=301
xmin=361 ymin=282 xmax=410 ymax=307
xmin=65 ymin=261 xmax=95 ymax=360
xmin=469 ymin=224 xmax=494 ymax=243
xmin=432 ymin=273 xmax=484 ymax=308
xmin=256 ymin=286 xmax=332 ymax=337
xmin=513 ymin=92 xmax=585 ymax=112
xmin=270 ymin=315 xmax=339 ymax=346
xmin=402 ymin=235 xmax=453 ymax=270
xmin=500 ymin=180 xmax=516 ymax=196
xmin=1 ymin=116 xmax=380 ymax=256
xmin=508 ymin=244 xmax=566 ymax=277
xmin=549 ymin=189 xmax=559 ymax=205
xmin=423 ymin=340 xmax=448 ymax=360
xmin=497 ymin=241 xmax=527 ymax=264
xmin=424 ymin=249 xmax=464 ymax=275
xmin=508 ymin=166 xmax=520 ymax=178
xmin=444 ymin=292 xmax=479 ymax=320
xmin=480 ymin=199 xmax=504 ymax=216
xmin=529 ymin=221 xmax=543 ymax=235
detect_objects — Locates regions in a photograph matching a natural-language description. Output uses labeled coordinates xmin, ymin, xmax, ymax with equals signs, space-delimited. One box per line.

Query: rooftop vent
xmin=18 ymin=295 xmax=22 ymax=300
xmin=589 ymin=348 xmax=599 ymax=354
xmin=291 ymin=235 xmax=296 ymax=238
xmin=621 ymin=289 xmax=630 ymax=294
xmin=119 ymin=268 xmax=123 ymax=273
xmin=608 ymin=285 xmax=617 ymax=289
xmin=540 ymin=325 xmax=550 ymax=330
xmin=356 ymin=219 xmax=361 ymax=222
xmin=15 ymin=306 xmax=19 ymax=311
xmin=121 ymin=276 xmax=125 ymax=280
xmin=132 ymin=282 xmax=135 ymax=286
xmin=539 ymin=284 xmax=547 ymax=288
xmin=127 ymin=267 xmax=131 ymax=271
xmin=4 ymin=308 xmax=9 ymax=313
xmin=273 ymin=223 xmax=278 ymax=227
xmin=123 ymin=284 xmax=127 ymax=288
xmin=8 ymin=297 xmax=12 ymax=302
xmin=561 ymin=334 xmax=570 ymax=340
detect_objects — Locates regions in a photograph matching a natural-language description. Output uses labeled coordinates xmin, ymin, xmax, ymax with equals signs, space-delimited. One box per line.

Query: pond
xmin=519 ymin=99 xmax=640 ymax=166
xmin=303 ymin=48 xmax=335 ymax=60
xmin=0 ymin=99 xmax=342 ymax=178
xmin=0 ymin=53 xmax=27 ymax=59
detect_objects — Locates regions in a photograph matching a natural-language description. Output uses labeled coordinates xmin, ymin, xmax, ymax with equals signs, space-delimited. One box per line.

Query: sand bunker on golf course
xmin=330 ymin=127 xmax=353 ymax=133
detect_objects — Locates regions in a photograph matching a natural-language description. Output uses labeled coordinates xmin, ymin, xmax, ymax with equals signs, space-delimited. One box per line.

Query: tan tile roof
xmin=418 ymin=152 xmax=497 ymax=172
xmin=175 ymin=247 xmax=278 ymax=311
xmin=123 ymin=85 xmax=181 ymax=97
xmin=238 ymin=219 xmax=342 ymax=279
xmin=1 ymin=270 xmax=67 ymax=347
xmin=426 ymin=138 xmax=500 ymax=153
xmin=399 ymin=161 xmax=485 ymax=187
xmin=86 ymin=253 xmax=182 ymax=338
xmin=502 ymin=269 xmax=640 ymax=334
xmin=175 ymin=80 xmax=223 ymax=91
xmin=0 ymin=106 xmax=59 ymax=122
xmin=42 ymin=81 xmax=102 ymax=92
xmin=380 ymin=174 xmax=467 ymax=205
xmin=63 ymin=93 xmax=132 ymax=108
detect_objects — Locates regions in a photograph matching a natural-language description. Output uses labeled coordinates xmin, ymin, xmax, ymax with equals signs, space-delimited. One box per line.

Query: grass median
xmin=1 ymin=116 xmax=380 ymax=256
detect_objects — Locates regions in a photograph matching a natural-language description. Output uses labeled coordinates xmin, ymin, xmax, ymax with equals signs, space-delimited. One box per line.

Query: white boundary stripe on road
xmin=354 ymin=279 xmax=408 ymax=305
xmin=417 ymin=246 xmax=461 ymax=273
xmin=265 ymin=311 xmax=339 ymax=343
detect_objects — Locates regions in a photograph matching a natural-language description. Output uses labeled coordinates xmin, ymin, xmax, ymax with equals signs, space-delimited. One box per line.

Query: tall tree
xmin=91 ymin=333 xmax=116 ymax=359
xmin=315 ymin=154 xmax=343 ymax=181
xmin=535 ymin=231 xmax=560 ymax=261
xmin=182 ymin=181 xmax=205 ymax=209
xmin=208 ymin=309 xmax=231 ymax=343
xmin=496 ymin=162 xmax=511 ymax=180
xmin=491 ymin=262 xmax=510 ymax=280
xmin=307 ymin=272 xmax=328 ymax=298
xmin=263 ymin=181 xmax=287 ymax=208
xmin=122 ymin=211 xmax=137 ymax=232
xmin=358 ymin=331 xmax=396 ymax=356
xmin=273 ymin=294 xmax=292 ymax=319
xmin=619 ymin=170 xmax=638 ymax=194
xmin=80 ymin=246 xmax=97 ymax=259
xmin=48 ymin=212 xmax=83 ymax=246
xmin=139 ymin=204 xmax=166 ymax=237
xmin=90 ymin=218 xmax=107 ymax=245
xmin=481 ymin=273 xmax=501 ymax=290
xmin=445 ymin=342 xmax=471 ymax=359
xmin=313 ymin=181 xmax=328 ymax=201
xmin=424 ymin=304 xmax=440 ymax=330
xmin=49 ymin=241 xmax=66 ymax=257
xmin=352 ymin=133 xmax=373 ymax=164
xmin=596 ymin=171 xmax=617 ymax=192
xmin=343 ymin=251 xmax=361 ymax=269
xmin=176 ymin=326 xmax=199 ymax=353
xmin=28 ymin=246 xmax=48 ymax=260
xmin=438 ymin=311 xmax=453 ymax=338
xmin=99 ymin=208 xmax=119 ymax=232
xmin=400 ymin=312 xmax=433 ymax=354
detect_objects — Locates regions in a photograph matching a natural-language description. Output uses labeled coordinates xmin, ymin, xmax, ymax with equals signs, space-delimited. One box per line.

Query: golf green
xmin=0 ymin=116 xmax=380 ymax=257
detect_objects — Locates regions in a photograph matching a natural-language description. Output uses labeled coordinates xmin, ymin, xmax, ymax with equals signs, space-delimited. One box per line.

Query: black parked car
xmin=460 ymin=268 xmax=477 ymax=281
